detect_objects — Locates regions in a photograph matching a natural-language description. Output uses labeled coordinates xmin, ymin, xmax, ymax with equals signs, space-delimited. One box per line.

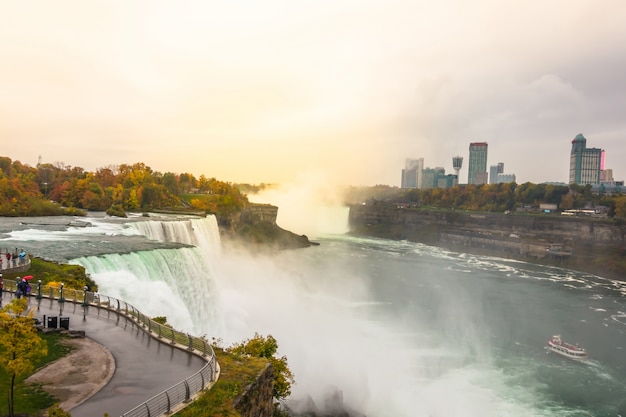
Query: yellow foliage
xmin=0 ymin=299 xmax=48 ymax=414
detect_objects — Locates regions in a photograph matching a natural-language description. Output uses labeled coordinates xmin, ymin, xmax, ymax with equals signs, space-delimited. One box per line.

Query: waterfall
xmin=132 ymin=215 xmax=222 ymax=259
xmin=71 ymin=216 xmax=223 ymax=337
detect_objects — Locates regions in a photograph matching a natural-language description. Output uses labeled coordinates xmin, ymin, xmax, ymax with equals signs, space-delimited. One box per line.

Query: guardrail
xmin=2 ymin=280 xmax=219 ymax=417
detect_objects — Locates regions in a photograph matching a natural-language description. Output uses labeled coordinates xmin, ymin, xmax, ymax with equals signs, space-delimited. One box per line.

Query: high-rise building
xmin=468 ymin=142 xmax=488 ymax=185
xmin=569 ymin=134 xmax=603 ymax=185
xmin=401 ymin=158 xmax=424 ymax=188
xmin=489 ymin=162 xmax=504 ymax=184
xmin=421 ymin=167 xmax=446 ymax=189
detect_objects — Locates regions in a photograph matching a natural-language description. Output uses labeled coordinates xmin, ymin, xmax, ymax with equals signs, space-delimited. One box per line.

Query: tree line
xmin=344 ymin=182 xmax=626 ymax=218
xmin=0 ymin=156 xmax=249 ymax=218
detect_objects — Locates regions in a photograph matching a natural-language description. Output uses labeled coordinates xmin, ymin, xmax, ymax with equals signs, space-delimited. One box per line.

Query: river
xmin=1 ymin=212 xmax=625 ymax=417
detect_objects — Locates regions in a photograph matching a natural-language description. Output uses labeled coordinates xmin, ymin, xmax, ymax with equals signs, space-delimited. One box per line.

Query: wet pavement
xmin=0 ymin=291 xmax=207 ymax=417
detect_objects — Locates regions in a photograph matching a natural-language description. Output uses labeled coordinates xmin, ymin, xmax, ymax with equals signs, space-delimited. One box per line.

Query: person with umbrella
xmin=23 ymin=275 xmax=34 ymax=295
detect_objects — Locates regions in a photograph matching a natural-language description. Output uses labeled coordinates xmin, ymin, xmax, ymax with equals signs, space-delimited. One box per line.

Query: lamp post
xmin=59 ymin=282 xmax=65 ymax=303
xmin=36 ymin=280 xmax=42 ymax=299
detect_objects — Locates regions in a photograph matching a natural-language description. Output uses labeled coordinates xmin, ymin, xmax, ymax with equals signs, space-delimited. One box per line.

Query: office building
xmin=569 ymin=134 xmax=603 ymax=185
xmin=401 ymin=158 xmax=424 ymax=188
xmin=496 ymin=173 xmax=516 ymax=184
xmin=489 ymin=163 xmax=504 ymax=184
xmin=468 ymin=142 xmax=488 ymax=185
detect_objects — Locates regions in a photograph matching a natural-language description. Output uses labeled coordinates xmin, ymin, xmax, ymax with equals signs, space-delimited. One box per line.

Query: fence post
xmin=184 ymin=380 xmax=191 ymax=402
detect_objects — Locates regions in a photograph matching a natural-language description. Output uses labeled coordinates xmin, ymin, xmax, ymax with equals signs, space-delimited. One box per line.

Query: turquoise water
xmin=3 ymin=215 xmax=625 ymax=416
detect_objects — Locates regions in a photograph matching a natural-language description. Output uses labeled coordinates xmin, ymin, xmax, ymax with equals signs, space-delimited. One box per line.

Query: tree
xmin=228 ymin=333 xmax=294 ymax=401
xmin=0 ymin=298 xmax=48 ymax=417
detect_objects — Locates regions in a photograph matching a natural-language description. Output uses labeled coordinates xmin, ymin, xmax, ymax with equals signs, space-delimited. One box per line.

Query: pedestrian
xmin=17 ymin=278 xmax=29 ymax=298
xmin=16 ymin=277 xmax=22 ymax=298
xmin=0 ymin=273 xmax=3 ymax=295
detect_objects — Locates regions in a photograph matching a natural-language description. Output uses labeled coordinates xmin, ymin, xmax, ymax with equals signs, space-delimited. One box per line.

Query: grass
xmin=2 ymin=257 xmax=97 ymax=292
xmin=172 ymin=347 xmax=269 ymax=417
xmin=0 ymin=332 xmax=74 ymax=416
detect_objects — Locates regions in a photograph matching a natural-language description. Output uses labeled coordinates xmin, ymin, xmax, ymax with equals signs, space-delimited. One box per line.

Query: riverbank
xmin=348 ymin=204 xmax=626 ymax=281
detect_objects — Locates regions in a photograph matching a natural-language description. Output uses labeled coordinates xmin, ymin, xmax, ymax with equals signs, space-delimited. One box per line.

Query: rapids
xmin=1 ymin=212 xmax=625 ymax=416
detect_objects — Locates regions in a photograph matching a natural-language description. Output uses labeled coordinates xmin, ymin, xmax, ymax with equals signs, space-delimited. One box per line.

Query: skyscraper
xmin=489 ymin=162 xmax=504 ymax=184
xmin=401 ymin=158 xmax=424 ymax=188
xmin=468 ymin=142 xmax=488 ymax=185
xmin=569 ymin=134 xmax=603 ymax=185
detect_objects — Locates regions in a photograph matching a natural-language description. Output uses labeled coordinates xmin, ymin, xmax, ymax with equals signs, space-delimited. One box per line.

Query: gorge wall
xmin=348 ymin=204 xmax=626 ymax=279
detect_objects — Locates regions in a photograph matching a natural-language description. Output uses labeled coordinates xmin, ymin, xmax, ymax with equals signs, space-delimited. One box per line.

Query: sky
xmin=1 ymin=0 xmax=626 ymax=187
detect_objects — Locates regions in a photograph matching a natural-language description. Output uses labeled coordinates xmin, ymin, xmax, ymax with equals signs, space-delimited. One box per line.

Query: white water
xmin=66 ymin=217 xmax=533 ymax=416
xmin=11 ymin=211 xmax=622 ymax=417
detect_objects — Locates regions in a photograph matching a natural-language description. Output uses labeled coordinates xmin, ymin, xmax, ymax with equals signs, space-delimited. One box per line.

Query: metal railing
xmin=1 ymin=280 xmax=219 ymax=417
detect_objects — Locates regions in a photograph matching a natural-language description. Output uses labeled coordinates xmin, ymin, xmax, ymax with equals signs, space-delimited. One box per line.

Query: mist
xmin=248 ymin=172 xmax=350 ymax=238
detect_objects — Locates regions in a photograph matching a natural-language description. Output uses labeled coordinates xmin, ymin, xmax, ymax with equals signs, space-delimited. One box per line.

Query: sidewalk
xmin=1 ymin=292 xmax=207 ymax=417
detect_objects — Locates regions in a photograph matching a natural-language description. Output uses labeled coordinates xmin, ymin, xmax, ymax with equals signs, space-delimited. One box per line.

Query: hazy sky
xmin=1 ymin=1 xmax=625 ymax=187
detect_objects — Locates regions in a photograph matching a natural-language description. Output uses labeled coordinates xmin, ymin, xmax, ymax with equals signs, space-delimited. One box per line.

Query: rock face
xmin=222 ymin=203 xmax=315 ymax=251
xmin=348 ymin=204 xmax=626 ymax=278
xmin=233 ymin=363 xmax=275 ymax=417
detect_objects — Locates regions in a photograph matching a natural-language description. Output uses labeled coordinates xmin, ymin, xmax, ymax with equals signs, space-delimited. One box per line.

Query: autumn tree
xmin=0 ymin=299 xmax=48 ymax=417
xmin=228 ymin=333 xmax=294 ymax=401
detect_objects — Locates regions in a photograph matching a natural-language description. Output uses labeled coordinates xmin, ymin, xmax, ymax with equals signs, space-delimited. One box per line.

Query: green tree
xmin=228 ymin=333 xmax=294 ymax=401
xmin=614 ymin=196 xmax=626 ymax=219
xmin=0 ymin=299 xmax=48 ymax=417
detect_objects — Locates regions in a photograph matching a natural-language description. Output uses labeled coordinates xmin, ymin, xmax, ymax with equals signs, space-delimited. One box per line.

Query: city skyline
xmin=402 ymin=132 xmax=622 ymax=189
xmin=1 ymin=1 xmax=626 ymax=188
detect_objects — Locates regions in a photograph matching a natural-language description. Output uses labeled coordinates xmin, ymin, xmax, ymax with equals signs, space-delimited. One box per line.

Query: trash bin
xmin=47 ymin=316 xmax=58 ymax=329
xmin=59 ymin=317 xmax=70 ymax=330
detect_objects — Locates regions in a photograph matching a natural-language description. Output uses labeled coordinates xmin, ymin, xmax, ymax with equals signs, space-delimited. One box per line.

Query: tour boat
xmin=546 ymin=335 xmax=588 ymax=360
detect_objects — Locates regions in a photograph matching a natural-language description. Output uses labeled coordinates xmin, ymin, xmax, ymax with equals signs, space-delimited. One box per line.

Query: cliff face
xmin=233 ymin=363 xmax=275 ymax=417
xmin=348 ymin=204 xmax=626 ymax=279
xmin=221 ymin=203 xmax=315 ymax=251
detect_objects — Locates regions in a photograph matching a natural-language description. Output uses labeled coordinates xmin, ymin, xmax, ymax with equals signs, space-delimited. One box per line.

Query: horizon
xmin=2 ymin=1 xmax=625 ymax=187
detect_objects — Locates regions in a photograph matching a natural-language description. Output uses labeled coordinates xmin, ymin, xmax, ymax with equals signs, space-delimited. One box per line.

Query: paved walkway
xmin=1 ymin=291 xmax=207 ymax=417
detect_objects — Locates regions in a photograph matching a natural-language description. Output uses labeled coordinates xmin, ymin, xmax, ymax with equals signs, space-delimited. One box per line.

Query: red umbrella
xmin=23 ymin=275 xmax=34 ymax=280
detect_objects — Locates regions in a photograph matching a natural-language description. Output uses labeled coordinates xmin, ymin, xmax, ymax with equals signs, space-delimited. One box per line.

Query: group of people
xmin=0 ymin=274 xmax=32 ymax=298
xmin=0 ymin=248 xmax=28 ymax=270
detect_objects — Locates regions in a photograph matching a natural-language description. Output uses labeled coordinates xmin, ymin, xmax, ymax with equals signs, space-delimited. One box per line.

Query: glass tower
xmin=468 ymin=142 xmax=488 ymax=185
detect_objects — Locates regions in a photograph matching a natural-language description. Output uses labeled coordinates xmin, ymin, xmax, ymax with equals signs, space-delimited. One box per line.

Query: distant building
xmin=569 ymin=134 xmax=603 ymax=185
xmin=421 ymin=167 xmax=446 ymax=189
xmin=489 ymin=163 xmax=504 ymax=184
xmin=439 ymin=174 xmax=458 ymax=188
xmin=401 ymin=158 xmax=424 ymax=189
xmin=600 ymin=168 xmax=613 ymax=183
xmin=468 ymin=142 xmax=488 ymax=185
xmin=452 ymin=156 xmax=463 ymax=184
xmin=496 ymin=173 xmax=516 ymax=184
